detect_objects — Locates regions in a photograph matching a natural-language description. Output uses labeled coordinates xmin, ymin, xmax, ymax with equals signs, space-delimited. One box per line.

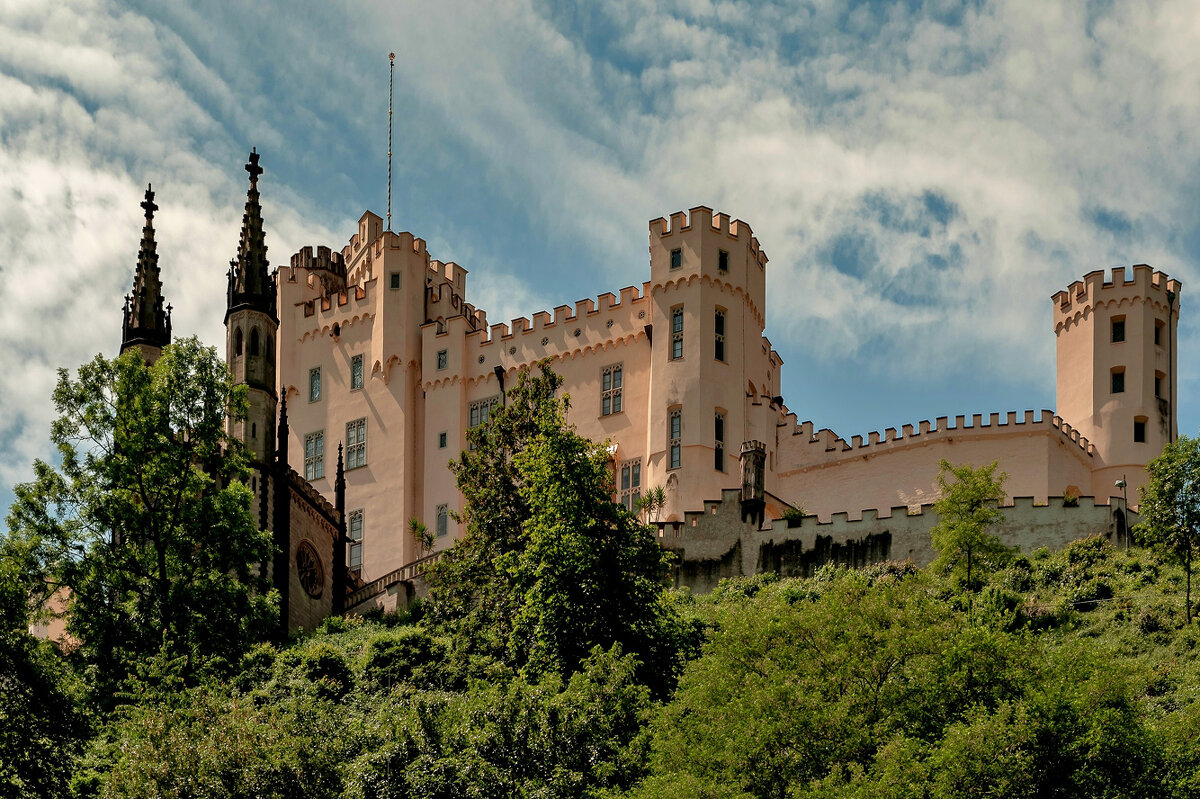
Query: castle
xmin=119 ymin=152 xmax=1181 ymax=626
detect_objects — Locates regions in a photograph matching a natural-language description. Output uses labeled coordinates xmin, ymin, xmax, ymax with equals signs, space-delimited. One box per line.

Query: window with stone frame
xmin=714 ymin=308 xmax=726 ymax=361
xmin=436 ymin=349 xmax=448 ymax=370
xmin=348 ymin=509 xmax=363 ymax=570
xmin=714 ymin=411 xmax=725 ymax=471
xmin=346 ymin=418 xmax=366 ymax=469
xmin=669 ymin=408 xmax=682 ymax=470
xmin=469 ymin=396 xmax=500 ymax=429
xmin=304 ymin=430 xmax=324 ymax=480
xmin=309 ymin=367 xmax=321 ymax=402
xmin=671 ymin=306 xmax=684 ymax=360
xmin=436 ymin=504 xmax=449 ymax=537
xmin=670 ymin=248 xmax=682 ymax=269
xmin=618 ymin=458 xmax=642 ymax=512
xmin=350 ymin=354 xmax=364 ymax=390
xmin=601 ymin=363 xmax=623 ymax=416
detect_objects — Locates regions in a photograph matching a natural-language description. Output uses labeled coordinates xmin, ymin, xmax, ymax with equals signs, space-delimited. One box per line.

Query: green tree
xmin=1136 ymin=435 xmax=1200 ymax=624
xmin=930 ymin=460 xmax=1009 ymax=591
xmin=423 ymin=362 xmax=685 ymax=696
xmin=3 ymin=338 xmax=276 ymax=705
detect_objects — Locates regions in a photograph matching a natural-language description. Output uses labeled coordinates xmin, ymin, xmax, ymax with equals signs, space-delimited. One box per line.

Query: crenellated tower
xmin=121 ymin=184 xmax=172 ymax=363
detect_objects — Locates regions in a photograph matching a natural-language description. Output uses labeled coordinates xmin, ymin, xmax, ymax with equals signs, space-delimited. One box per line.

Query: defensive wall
xmin=661 ymin=488 xmax=1132 ymax=595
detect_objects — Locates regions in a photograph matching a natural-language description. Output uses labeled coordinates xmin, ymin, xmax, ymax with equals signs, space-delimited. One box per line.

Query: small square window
xmin=1134 ymin=419 xmax=1146 ymax=443
xmin=309 ymin=367 xmax=321 ymax=402
xmin=390 ymin=272 xmax=401 ymax=290
xmin=436 ymin=349 xmax=448 ymax=370
xmin=670 ymin=248 xmax=682 ymax=269
xmin=1112 ymin=319 xmax=1125 ymax=343
xmin=350 ymin=354 xmax=364 ymax=391
xmin=1111 ymin=370 xmax=1125 ymax=394
xmin=718 ymin=250 xmax=729 ymax=272
xmin=438 ymin=431 xmax=447 ymax=449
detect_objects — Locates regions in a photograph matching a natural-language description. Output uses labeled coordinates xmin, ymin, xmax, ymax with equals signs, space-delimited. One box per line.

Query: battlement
xmin=1053 ymin=265 xmax=1182 ymax=324
xmin=783 ymin=408 xmax=1094 ymax=465
xmin=477 ymin=283 xmax=647 ymax=346
xmin=290 ymin=245 xmax=346 ymax=274
xmin=428 ymin=259 xmax=467 ymax=293
xmin=649 ymin=206 xmax=768 ymax=268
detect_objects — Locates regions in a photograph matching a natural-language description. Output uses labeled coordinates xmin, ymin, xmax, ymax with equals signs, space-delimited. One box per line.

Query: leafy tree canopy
xmin=1137 ymin=435 xmax=1200 ymax=623
xmin=930 ymin=459 xmax=1010 ymax=589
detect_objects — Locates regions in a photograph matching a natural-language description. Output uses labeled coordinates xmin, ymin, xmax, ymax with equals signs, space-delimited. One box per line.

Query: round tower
xmin=1053 ymin=265 xmax=1181 ymax=503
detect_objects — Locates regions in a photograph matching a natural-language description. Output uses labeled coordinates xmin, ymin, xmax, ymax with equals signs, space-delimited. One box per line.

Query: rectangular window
xmin=714 ymin=309 xmax=726 ymax=361
xmin=304 ymin=431 xmax=324 ymax=480
xmin=601 ymin=363 xmax=623 ymax=416
xmin=438 ymin=431 xmax=448 ymax=449
xmin=714 ymin=411 xmax=725 ymax=471
xmin=348 ymin=509 xmax=363 ymax=569
xmin=718 ymin=249 xmax=729 ymax=273
xmin=670 ymin=248 xmax=682 ymax=269
xmin=1134 ymin=419 xmax=1147 ymax=443
xmin=436 ymin=349 xmax=448 ymax=370
xmin=436 ymin=504 xmax=448 ymax=537
xmin=1155 ymin=322 xmax=1164 ymax=346
xmin=350 ymin=354 xmax=364 ymax=391
xmin=1112 ymin=318 xmax=1125 ymax=343
xmin=619 ymin=459 xmax=642 ymax=512
xmin=469 ymin=396 xmax=500 ymax=429
xmin=1111 ymin=369 xmax=1125 ymax=394
xmin=669 ymin=408 xmax=682 ymax=470
xmin=309 ymin=367 xmax=321 ymax=402
xmin=346 ymin=418 xmax=366 ymax=469
xmin=390 ymin=272 xmax=401 ymax=290
xmin=671 ymin=306 xmax=684 ymax=360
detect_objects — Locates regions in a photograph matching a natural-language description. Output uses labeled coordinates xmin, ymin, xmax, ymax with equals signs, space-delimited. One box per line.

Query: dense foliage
xmin=1138 ymin=434 xmax=1200 ymax=623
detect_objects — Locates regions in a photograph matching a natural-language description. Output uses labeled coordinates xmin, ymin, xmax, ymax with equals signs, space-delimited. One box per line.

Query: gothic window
xmin=309 ymin=367 xmax=321 ymax=402
xmin=469 ymin=396 xmax=499 ymax=429
xmin=351 ymin=354 xmax=364 ymax=390
xmin=304 ymin=430 xmax=324 ymax=480
xmin=235 ymin=328 xmax=243 ymax=357
xmin=718 ymin=249 xmax=729 ymax=273
xmin=670 ymin=248 xmax=682 ymax=269
xmin=601 ymin=363 xmax=623 ymax=416
xmin=1111 ymin=367 xmax=1125 ymax=394
xmin=348 ymin=509 xmax=364 ymax=570
xmin=437 ymin=349 xmax=448 ymax=370
xmin=436 ymin=504 xmax=449 ymax=538
xmin=671 ymin=306 xmax=684 ymax=360
xmin=668 ymin=408 xmax=682 ymax=470
xmin=1112 ymin=317 xmax=1126 ymax=343
xmin=250 ymin=327 xmax=260 ymax=356
xmin=346 ymin=418 xmax=366 ymax=469
xmin=714 ymin=411 xmax=725 ymax=471
xmin=715 ymin=309 xmax=726 ymax=361
xmin=618 ymin=459 xmax=641 ymax=512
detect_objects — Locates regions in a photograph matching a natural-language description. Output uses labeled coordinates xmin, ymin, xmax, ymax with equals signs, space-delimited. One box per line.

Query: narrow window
xmin=670 ymin=248 xmax=682 ymax=269
xmin=351 ymin=354 xmax=364 ymax=390
xmin=436 ymin=349 xmax=448 ymax=370
xmin=1155 ymin=321 xmax=1165 ymax=346
xmin=714 ymin=309 xmax=726 ymax=361
xmin=671 ymin=306 xmax=684 ymax=360
xmin=390 ymin=272 xmax=401 ymax=290
xmin=438 ymin=431 xmax=448 ymax=449
xmin=250 ymin=327 xmax=260 ymax=356
xmin=669 ymin=408 xmax=682 ymax=470
xmin=718 ymin=249 xmax=729 ymax=273
xmin=1111 ymin=317 xmax=1125 ymax=343
xmin=619 ymin=459 xmax=642 ymax=511
xmin=348 ymin=510 xmax=364 ymax=569
xmin=304 ymin=431 xmax=325 ymax=480
xmin=346 ymin=418 xmax=367 ymax=469
xmin=235 ymin=328 xmax=244 ymax=357
xmin=1155 ymin=372 xmax=1164 ymax=398
xmin=601 ymin=363 xmax=623 ymax=416
xmin=251 ymin=422 xmax=256 ymax=440
xmin=309 ymin=367 xmax=321 ymax=402
xmin=714 ymin=411 xmax=725 ymax=471
xmin=1111 ymin=368 xmax=1125 ymax=394
xmin=436 ymin=504 xmax=449 ymax=537
xmin=1134 ymin=418 xmax=1147 ymax=443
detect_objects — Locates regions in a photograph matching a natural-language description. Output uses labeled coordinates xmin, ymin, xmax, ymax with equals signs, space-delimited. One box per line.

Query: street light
xmin=1115 ymin=476 xmax=1129 ymax=550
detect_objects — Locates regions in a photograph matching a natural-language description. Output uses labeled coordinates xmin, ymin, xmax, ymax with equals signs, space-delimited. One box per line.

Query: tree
xmin=1136 ymin=435 xmax=1200 ymax=624
xmin=930 ymin=460 xmax=1009 ymax=591
xmin=3 ymin=338 xmax=276 ymax=704
xmin=423 ymin=362 xmax=685 ymax=696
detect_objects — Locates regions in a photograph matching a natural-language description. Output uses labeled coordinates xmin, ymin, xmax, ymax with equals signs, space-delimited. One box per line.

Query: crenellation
xmin=532 ymin=310 xmax=552 ymax=329
xmin=955 ymin=414 xmax=966 ymax=429
xmin=919 ymin=420 xmax=931 ymax=434
xmin=885 ymin=427 xmax=898 ymax=441
xmin=553 ymin=304 xmax=574 ymax=325
xmin=903 ymin=424 xmax=914 ymax=437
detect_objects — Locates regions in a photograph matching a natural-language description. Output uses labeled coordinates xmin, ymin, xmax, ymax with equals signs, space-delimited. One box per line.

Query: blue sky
xmin=3 ymin=0 xmax=1200 ymax=512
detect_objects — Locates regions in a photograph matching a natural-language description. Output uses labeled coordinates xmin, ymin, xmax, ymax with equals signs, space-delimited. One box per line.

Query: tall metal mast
xmin=387 ymin=52 xmax=395 ymax=232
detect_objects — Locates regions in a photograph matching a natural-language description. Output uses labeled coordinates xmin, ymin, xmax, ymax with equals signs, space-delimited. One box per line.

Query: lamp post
xmin=1115 ymin=476 xmax=1129 ymax=550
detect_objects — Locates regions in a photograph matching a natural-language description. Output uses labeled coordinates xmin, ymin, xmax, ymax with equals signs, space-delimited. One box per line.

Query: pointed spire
xmin=276 ymin=394 xmax=289 ymax=465
xmin=121 ymin=183 xmax=172 ymax=358
xmin=226 ymin=148 xmax=277 ymax=322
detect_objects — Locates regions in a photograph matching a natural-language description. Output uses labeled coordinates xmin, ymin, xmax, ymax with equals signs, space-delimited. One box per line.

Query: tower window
xmin=601 ymin=363 xmax=623 ymax=416
xmin=618 ymin=459 xmax=641 ymax=512
xmin=436 ymin=504 xmax=449 ymax=538
xmin=304 ymin=431 xmax=325 ymax=480
xmin=436 ymin=349 xmax=448 ymax=370
xmin=346 ymin=418 xmax=367 ymax=469
xmin=1111 ymin=317 xmax=1125 ymax=343
xmin=671 ymin=306 xmax=684 ymax=360
xmin=1134 ymin=418 xmax=1147 ymax=443
xmin=390 ymin=272 xmax=401 ymax=290
xmin=715 ymin=309 xmax=726 ymax=361
xmin=670 ymin=248 xmax=682 ymax=269
xmin=309 ymin=367 xmax=321 ymax=402
xmin=1155 ymin=321 xmax=1164 ymax=346
xmin=438 ymin=431 xmax=448 ymax=449
xmin=351 ymin=354 xmax=364 ymax=390
xmin=250 ymin=327 xmax=260 ymax=356
xmin=1111 ymin=368 xmax=1125 ymax=394
xmin=718 ymin=249 xmax=729 ymax=273
xmin=668 ymin=408 xmax=682 ymax=470
xmin=348 ymin=510 xmax=363 ymax=570
xmin=714 ymin=411 xmax=725 ymax=471
xmin=235 ymin=328 xmax=244 ymax=357
xmin=469 ymin=396 xmax=500 ymax=429
xmin=1155 ymin=372 xmax=1165 ymax=398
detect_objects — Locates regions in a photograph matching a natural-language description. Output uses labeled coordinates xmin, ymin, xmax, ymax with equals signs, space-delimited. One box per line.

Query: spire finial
xmin=141 ymin=183 xmax=157 ymax=219
xmin=245 ymin=148 xmax=263 ymax=184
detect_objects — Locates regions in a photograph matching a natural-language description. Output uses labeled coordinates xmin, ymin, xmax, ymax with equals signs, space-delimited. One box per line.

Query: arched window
xmin=250 ymin=328 xmax=260 ymax=356
xmin=235 ymin=328 xmax=243 ymax=356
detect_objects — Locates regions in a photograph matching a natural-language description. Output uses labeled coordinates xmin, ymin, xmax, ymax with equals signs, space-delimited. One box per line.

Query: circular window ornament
xmin=296 ymin=540 xmax=325 ymax=598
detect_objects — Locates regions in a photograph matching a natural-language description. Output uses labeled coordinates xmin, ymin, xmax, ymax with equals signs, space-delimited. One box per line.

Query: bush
xmin=360 ymin=628 xmax=445 ymax=692
xmin=302 ymin=643 xmax=353 ymax=699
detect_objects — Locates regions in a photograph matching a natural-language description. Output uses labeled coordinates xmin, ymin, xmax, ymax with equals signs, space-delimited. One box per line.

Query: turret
xmin=120 ymin=184 xmax=172 ymax=363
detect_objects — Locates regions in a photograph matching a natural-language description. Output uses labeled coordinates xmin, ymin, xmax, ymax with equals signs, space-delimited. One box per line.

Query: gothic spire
xmin=225 ymin=148 xmax=277 ymax=322
xmin=121 ymin=183 xmax=172 ymax=358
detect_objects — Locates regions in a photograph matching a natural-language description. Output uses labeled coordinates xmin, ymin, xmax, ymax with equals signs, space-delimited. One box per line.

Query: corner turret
xmin=121 ymin=184 xmax=172 ymax=362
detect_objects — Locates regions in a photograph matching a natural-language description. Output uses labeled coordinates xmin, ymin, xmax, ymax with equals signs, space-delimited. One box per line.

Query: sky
xmin=2 ymin=0 xmax=1200 ymax=512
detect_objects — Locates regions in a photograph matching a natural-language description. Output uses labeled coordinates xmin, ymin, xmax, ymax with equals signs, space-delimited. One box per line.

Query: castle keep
xmin=120 ymin=153 xmax=1182 ymax=625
